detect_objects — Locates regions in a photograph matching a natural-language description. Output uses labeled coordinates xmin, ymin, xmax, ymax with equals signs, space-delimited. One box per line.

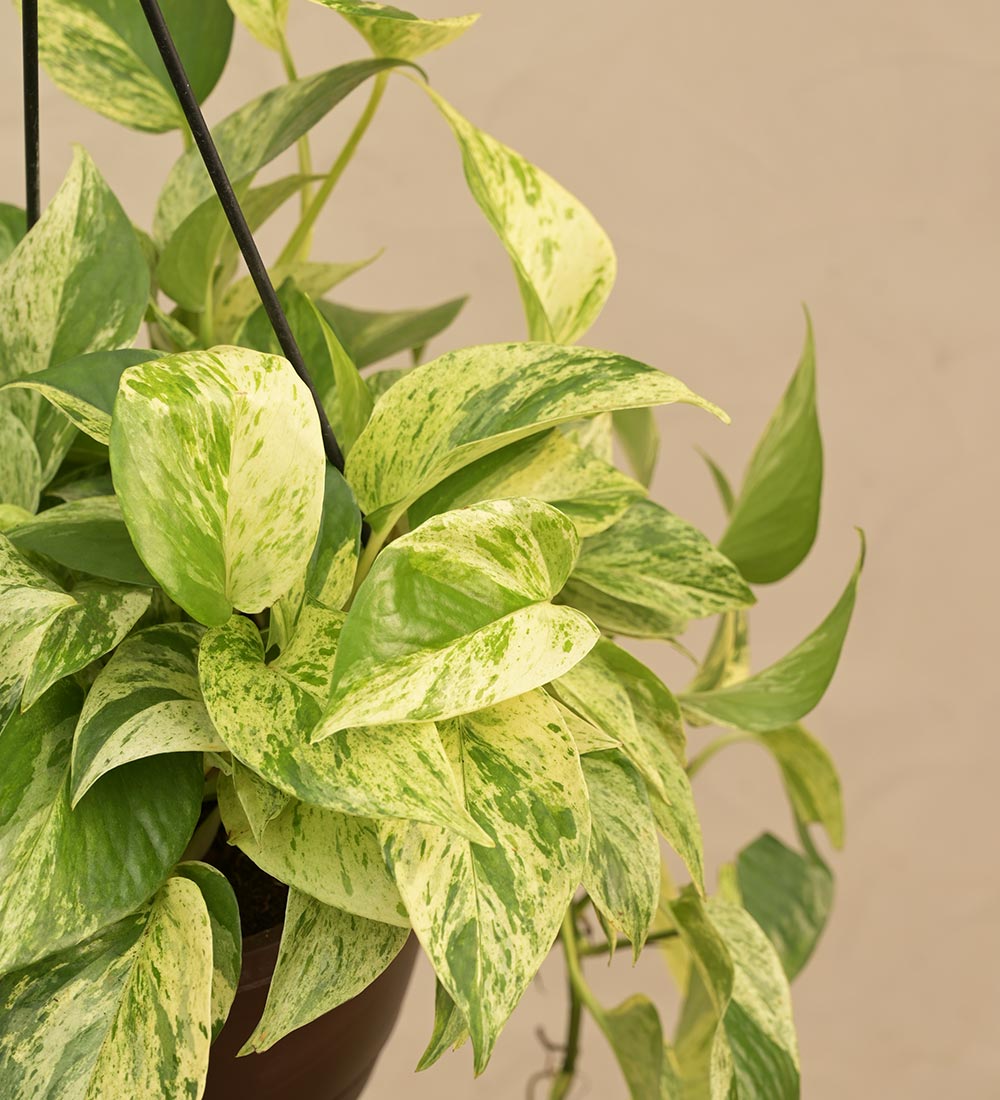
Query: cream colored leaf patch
xmin=314 ymin=0 xmax=478 ymax=59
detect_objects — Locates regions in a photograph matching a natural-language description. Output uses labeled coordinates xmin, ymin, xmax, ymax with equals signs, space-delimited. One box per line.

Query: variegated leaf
xmin=681 ymin=536 xmax=865 ymax=732
xmin=755 ymin=725 xmax=844 ymax=848
xmin=581 ymin=750 xmax=660 ymax=956
xmin=687 ymin=610 xmax=751 ymax=704
xmin=380 ymin=692 xmax=590 ymax=1072
xmin=410 ymin=428 xmax=645 ymax=537
xmin=0 ymin=681 xmax=203 ymax=972
xmin=227 ymin=0 xmax=289 ymax=50
xmin=557 ymin=699 xmax=620 ymax=755
xmin=591 ymin=994 xmax=666 ymax=1100
xmin=0 ymin=875 xmax=214 ymax=1100
xmin=0 ymin=149 xmax=149 ymax=482
xmin=217 ymin=773 xmax=408 ymax=926
xmin=426 ymin=87 xmax=614 ymax=345
xmin=613 ymin=406 xmax=659 ymax=486
xmin=0 ymin=202 xmax=26 ymax=263
xmin=314 ymin=0 xmax=478 ymax=59
xmin=31 ymin=0 xmax=233 ymax=132
xmin=0 ymin=504 xmax=33 ymax=530
xmin=417 ymin=981 xmax=469 ymax=1070
xmin=0 ymin=407 xmax=41 ymax=512
xmin=226 ymin=760 xmax=290 ymax=844
xmin=110 ymin=348 xmax=325 ymax=626
xmin=154 ymin=60 xmax=406 ymax=242
xmin=568 ymin=500 xmax=756 ymax=635
xmin=242 ymin=889 xmax=409 ymax=1053
xmin=199 ymin=610 xmax=488 ymax=841
xmin=318 ymin=498 xmax=598 ymax=732
xmin=346 ymin=342 xmax=726 ymax=540
xmin=71 ymin=623 xmax=222 ymax=804
xmin=318 ymin=296 xmax=466 ymax=369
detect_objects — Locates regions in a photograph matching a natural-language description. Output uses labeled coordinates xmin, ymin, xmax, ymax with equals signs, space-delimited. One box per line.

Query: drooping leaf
xmin=71 ymin=623 xmax=222 ymax=803
xmin=680 ymin=535 xmax=865 ymax=731
xmin=0 ymin=407 xmax=41 ymax=512
xmin=199 ymin=610 xmax=488 ymax=841
xmin=698 ymin=448 xmax=736 ymax=515
xmin=380 ymin=692 xmax=590 ymax=1072
xmin=417 ymin=981 xmax=469 ymax=1070
xmin=613 ymin=406 xmax=659 ymax=487
xmin=217 ymin=773 xmax=408 ymax=926
xmin=0 ymin=681 xmax=203 ymax=972
xmin=110 ymin=347 xmax=326 ymax=626
xmin=0 ymin=202 xmax=26 ymax=262
xmin=719 ymin=315 xmax=822 ymax=584
xmin=686 ymin=611 xmax=751 ymax=699
xmin=581 ymin=750 xmax=660 ymax=956
xmin=318 ymin=295 xmax=466 ymax=369
xmin=346 ymin=342 xmax=726 ymax=540
xmin=0 ymin=149 xmax=149 ymax=482
xmin=154 ymin=59 xmax=407 ymax=241
xmin=0 ymin=875 xmax=214 ymax=1100
xmin=242 ymin=890 xmax=409 ymax=1053
xmin=591 ymin=994 xmax=666 ymax=1099
xmin=227 ymin=0 xmax=289 ymax=50
xmin=318 ymin=498 xmax=598 ymax=732
xmin=567 ymin=500 xmax=755 ymax=635
xmin=314 ymin=0 xmax=478 ymax=58
xmin=756 ymin=725 xmax=844 ymax=848
xmin=425 ymin=87 xmax=615 ymax=345
xmin=410 ymin=428 xmax=645 ymax=537
xmin=31 ymin=0 xmax=233 ymax=132
xmin=7 ymin=496 xmax=154 ymax=586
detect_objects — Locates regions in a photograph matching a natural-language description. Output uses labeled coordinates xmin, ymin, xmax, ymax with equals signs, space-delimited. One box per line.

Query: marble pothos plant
xmin=0 ymin=1 xmax=862 ymax=1097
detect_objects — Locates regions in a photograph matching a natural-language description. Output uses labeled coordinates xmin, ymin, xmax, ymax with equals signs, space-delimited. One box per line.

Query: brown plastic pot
xmin=204 ymin=925 xmax=418 ymax=1100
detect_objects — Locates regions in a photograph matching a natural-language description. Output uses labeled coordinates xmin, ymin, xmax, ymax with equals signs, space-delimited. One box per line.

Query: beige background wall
xmin=2 ymin=1 xmax=997 ymax=1096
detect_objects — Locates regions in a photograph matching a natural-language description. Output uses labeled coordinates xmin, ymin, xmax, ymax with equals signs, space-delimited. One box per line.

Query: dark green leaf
xmin=317 ymin=296 xmax=466 ymax=368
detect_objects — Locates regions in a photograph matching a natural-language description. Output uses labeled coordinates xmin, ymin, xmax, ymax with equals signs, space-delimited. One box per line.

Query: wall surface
xmin=1 ymin=1 xmax=997 ymax=1096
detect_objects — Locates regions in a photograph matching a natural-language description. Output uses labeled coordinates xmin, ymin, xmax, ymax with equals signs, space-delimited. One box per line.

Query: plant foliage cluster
xmin=0 ymin=2 xmax=861 ymax=1096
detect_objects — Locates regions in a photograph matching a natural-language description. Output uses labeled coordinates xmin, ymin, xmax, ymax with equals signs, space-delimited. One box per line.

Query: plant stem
xmin=277 ymin=72 xmax=388 ymax=268
xmin=277 ymin=32 xmax=314 ymax=220
xmin=182 ymin=805 xmax=221 ymax=862
xmin=578 ymin=927 xmax=679 ymax=957
xmin=550 ymin=909 xmax=594 ymax=1099
xmin=686 ymin=730 xmax=753 ymax=779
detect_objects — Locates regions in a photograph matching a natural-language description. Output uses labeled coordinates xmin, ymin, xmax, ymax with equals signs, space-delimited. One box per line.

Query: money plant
xmin=0 ymin=2 xmax=863 ymax=1097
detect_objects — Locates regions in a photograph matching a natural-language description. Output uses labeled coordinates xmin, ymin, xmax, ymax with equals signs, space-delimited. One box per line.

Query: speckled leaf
xmin=154 ymin=59 xmax=405 ymax=242
xmin=581 ymin=750 xmax=660 ymax=956
xmin=0 ymin=680 xmax=203 ymax=972
xmin=199 ymin=610 xmax=488 ymax=840
xmin=226 ymin=760 xmax=290 ymax=844
xmin=411 ymin=428 xmax=645 ymax=537
xmin=0 ymin=149 xmax=149 ymax=482
xmin=346 ymin=342 xmax=725 ymax=540
xmin=0 ymin=408 xmax=41 ymax=511
xmin=0 ymin=203 xmax=26 ymax=262
xmin=8 ymin=496 xmax=154 ymax=586
xmin=110 ymin=347 xmax=325 ymax=626
xmin=417 ymin=981 xmax=469 ymax=1070
xmin=318 ymin=296 xmax=466 ymax=369
xmin=593 ymin=995 xmax=666 ymax=1099
xmin=556 ymin=699 xmax=620 ymax=755
xmin=30 ymin=0 xmax=233 ymax=132
xmin=243 ymin=890 xmax=409 ymax=1053
xmin=680 ymin=536 xmax=864 ymax=732
xmin=319 ymin=498 xmax=598 ymax=732
xmin=719 ymin=316 xmax=822 ymax=584
xmin=686 ymin=611 xmax=751 ymax=704
xmin=0 ymin=875 xmax=214 ymax=1100
xmin=71 ymin=623 xmax=222 ymax=803
xmin=0 ymin=504 xmax=33 ymax=530
xmin=175 ymin=861 xmax=242 ymax=1040
xmin=227 ymin=0 xmax=289 ymax=50
xmin=613 ymin=406 xmax=659 ymax=486
xmin=569 ymin=500 xmax=755 ymax=634
xmin=217 ymin=774 xmax=408 ymax=926
xmin=380 ymin=692 xmax=590 ymax=1072
xmin=557 ymin=577 xmax=684 ymax=639
xmin=314 ymin=0 xmax=478 ymax=59
xmin=426 ymin=87 xmax=614 ymax=344
xmin=734 ymin=834 xmax=833 ymax=981
xmin=756 ymin=726 xmax=844 ymax=848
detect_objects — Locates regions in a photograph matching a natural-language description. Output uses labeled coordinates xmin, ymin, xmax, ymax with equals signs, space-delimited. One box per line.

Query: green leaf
xmin=0 ymin=504 xmax=33 ymax=531
xmin=30 ymin=0 xmax=233 ymax=132
xmin=346 ymin=342 xmax=726 ymax=539
xmin=0 ymin=680 xmax=203 ymax=972
xmin=71 ymin=623 xmax=223 ymax=803
xmin=558 ymin=700 xmax=621 ymax=755
xmin=698 ymin=448 xmax=736 ymax=516
xmin=199 ymin=609 xmax=489 ymax=841
xmin=687 ymin=611 xmax=751 ymax=699
xmin=680 ymin=534 xmax=865 ymax=731
xmin=110 ymin=347 xmax=326 ymax=626
xmin=227 ymin=0 xmax=289 ymax=50
xmin=581 ymin=750 xmax=660 ymax=956
xmin=1 ymin=349 xmax=161 ymax=446
xmin=719 ymin=316 xmax=822 ymax=584
xmin=7 ymin=496 xmax=154 ymax=586
xmin=154 ymin=59 xmax=407 ymax=242
xmin=0 ymin=875 xmax=214 ymax=1100
xmin=175 ymin=861 xmax=242 ymax=1040
xmin=613 ymin=406 xmax=659 ymax=487
xmin=318 ymin=296 xmax=466 ymax=369
xmin=242 ymin=890 xmax=409 ymax=1053
xmin=756 ymin=725 xmax=844 ymax=848
xmin=226 ymin=760 xmax=290 ymax=844
xmin=0 ymin=149 xmax=149 ymax=482
xmin=380 ymin=692 xmax=590 ymax=1072
xmin=568 ymin=500 xmax=755 ymax=635
xmin=735 ymin=834 xmax=833 ymax=981
xmin=592 ymin=994 xmax=666 ymax=1099
xmin=0 ymin=202 xmax=26 ymax=263
xmin=314 ymin=0 xmax=479 ymax=59
xmin=410 ymin=428 xmax=645 ymax=537
xmin=417 ymin=981 xmax=469 ymax=1070
xmin=0 ymin=407 xmax=41 ymax=512
xmin=425 ymin=87 xmax=615 ymax=344
xmin=217 ymin=773 xmax=409 ymax=926
xmin=318 ymin=498 xmax=598 ymax=732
